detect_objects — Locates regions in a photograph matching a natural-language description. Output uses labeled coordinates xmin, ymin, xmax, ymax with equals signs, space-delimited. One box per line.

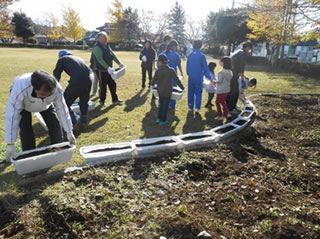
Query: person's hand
xmin=5 ymin=145 xmax=16 ymax=163
xmin=107 ymin=67 xmax=115 ymax=75
xmin=67 ymin=132 xmax=76 ymax=145
xmin=119 ymin=63 xmax=125 ymax=68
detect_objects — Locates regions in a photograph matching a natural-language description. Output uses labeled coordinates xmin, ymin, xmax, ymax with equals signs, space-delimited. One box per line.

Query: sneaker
xmin=188 ymin=108 xmax=193 ymax=112
xmin=156 ymin=118 xmax=161 ymax=123
xmin=215 ymin=116 xmax=223 ymax=121
xmin=113 ymin=100 xmax=123 ymax=105
xmin=159 ymin=121 xmax=168 ymax=125
xmin=236 ymin=104 xmax=241 ymax=110
xmin=227 ymin=113 xmax=232 ymax=119
xmin=92 ymin=91 xmax=97 ymax=96
xmin=195 ymin=108 xmax=199 ymax=113
xmin=100 ymin=102 xmax=106 ymax=107
xmin=140 ymin=87 xmax=145 ymax=91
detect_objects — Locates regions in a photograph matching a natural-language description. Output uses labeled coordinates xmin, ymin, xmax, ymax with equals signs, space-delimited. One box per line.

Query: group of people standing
xmin=3 ymin=31 xmax=256 ymax=162
xmin=139 ymin=35 xmax=256 ymax=124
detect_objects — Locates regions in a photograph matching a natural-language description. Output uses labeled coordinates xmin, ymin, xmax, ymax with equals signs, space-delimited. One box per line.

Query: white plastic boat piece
xmin=71 ymin=100 xmax=96 ymax=115
xmin=80 ymin=142 xmax=134 ymax=165
xmin=211 ymin=123 xmax=241 ymax=142
xmin=177 ymin=131 xmax=219 ymax=150
xmin=11 ymin=142 xmax=75 ymax=175
xmin=111 ymin=66 xmax=126 ymax=80
xmin=151 ymin=86 xmax=184 ymax=100
xmin=35 ymin=112 xmax=48 ymax=131
xmin=133 ymin=136 xmax=181 ymax=158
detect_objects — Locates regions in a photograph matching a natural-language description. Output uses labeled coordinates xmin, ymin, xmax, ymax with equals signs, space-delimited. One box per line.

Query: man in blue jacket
xmin=186 ymin=40 xmax=211 ymax=113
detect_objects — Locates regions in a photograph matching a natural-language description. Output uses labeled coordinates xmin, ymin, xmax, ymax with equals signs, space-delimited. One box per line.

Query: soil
xmin=135 ymin=139 xmax=176 ymax=147
xmin=1 ymin=95 xmax=320 ymax=238
xmin=180 ymin=134 xmax=213 ymax=141
xmin=14 ymin=146 xmax=71 ymax=161
xmin=87 ymin=145 xmax=132 ymax=153
xmin=215 ymin=125 xmax=236 ymax=134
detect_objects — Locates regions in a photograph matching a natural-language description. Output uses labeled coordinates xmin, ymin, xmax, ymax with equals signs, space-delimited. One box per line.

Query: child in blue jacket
xmin=186 ymin=40 xmax=211 ymax=113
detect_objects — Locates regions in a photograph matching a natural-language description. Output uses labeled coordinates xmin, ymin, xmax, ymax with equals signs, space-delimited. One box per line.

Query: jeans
xmin=206 ymin=93 xmax=215 ymax=105
xmin=19 ymin=106 xmax=63 ymax=151
xmin=96 ymin=70 xmax=118 ymax=103
xmin=188 ymin=79 xmax=203 ymax=110
xmin=158 ymin=97 xmax=171 ymax=122
xmin=226 ymin=75 xmax=239 ymax=111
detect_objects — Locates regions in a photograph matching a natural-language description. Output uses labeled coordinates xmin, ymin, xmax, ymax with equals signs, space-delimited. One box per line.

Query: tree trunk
xmin=227 ymin=42 xmax=232 ymax=55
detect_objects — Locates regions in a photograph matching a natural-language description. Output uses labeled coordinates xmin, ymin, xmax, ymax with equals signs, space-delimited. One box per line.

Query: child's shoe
xmin=227 ymin=113 xmax=232 ymax=119
xmin=159 ymin=121 xmax=168 ymax=125
xmin=214 ymin=116 xmax=223 ymax=121
xmin=156 ymin=118 xmax=161 ymax=123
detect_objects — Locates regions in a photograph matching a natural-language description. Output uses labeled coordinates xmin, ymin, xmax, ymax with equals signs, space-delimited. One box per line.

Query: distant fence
xmin=279 ymin=59 xmax=320 ymax=79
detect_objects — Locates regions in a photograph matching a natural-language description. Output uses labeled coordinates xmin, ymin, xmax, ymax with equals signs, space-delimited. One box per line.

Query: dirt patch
xmin=1 ymin=95 xmax=320 ymax=238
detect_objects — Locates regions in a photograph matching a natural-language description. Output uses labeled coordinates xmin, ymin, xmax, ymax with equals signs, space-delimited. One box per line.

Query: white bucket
xmin=71 ymin=100 xmax=96 ymax=115
xmin=11 ymin=142 xmax=75 ymax=175
xmin=133 ymin=136 xmax=181 ymax=158
xmin=151 ymin=86 xmax=184 ymax=100
xmin=111 ymin=66 xmax=126 ymax=80
xmin=80 ymin=142 xmax=134 ymax=165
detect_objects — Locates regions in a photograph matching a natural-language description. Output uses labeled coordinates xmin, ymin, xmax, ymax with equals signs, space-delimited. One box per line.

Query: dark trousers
xmin=226 ymin=75 xmax=239 ymax=111
xmin=64 ymin=81 xmax=92 ymax=116
xmin=141 ymin=67 xmax=152 ymax=88
xmin=96 ymin=70 xmax=118 ymax=104
xmin=158 ymin=97 xmax=171 ymax=122
xmin=206 ymin=93 xmax=215 ymax=105
xmin=19 ymin=106 xmax=63 ymax=151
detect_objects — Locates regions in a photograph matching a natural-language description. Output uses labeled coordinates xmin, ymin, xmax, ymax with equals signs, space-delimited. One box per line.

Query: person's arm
xmin=238 ymin=53 xmax=247 ymax=79
xmin=4 ymin=84 xmax=25 ymax=144
xmin=93 ymin=46 xmax=110 ymax=69
xmin=151 ymin=70 xmax=159 ymax=86
xmin=186 ymin=56 xmax=190 ymax=76
xmin=177 ymin=54 xmax=183 ymax=76
xmin=216 ymin=71 xmax=224 ymax=83
xmin=201 ymin=54 xmax=211 ymax=79
xmin=109 ymin=45 xmax=121 ymax=65
xmin=173 ymin=70 xmax=184 ymax=90
xmin=53 ymin=83 xmax=73 ymax=134
xmin=53 ymin=58 xmax=64 ymax=81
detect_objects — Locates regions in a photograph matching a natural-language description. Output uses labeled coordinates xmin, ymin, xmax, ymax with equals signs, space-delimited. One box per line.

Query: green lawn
xmin=0 ymin=47 xmax=320 ymax=192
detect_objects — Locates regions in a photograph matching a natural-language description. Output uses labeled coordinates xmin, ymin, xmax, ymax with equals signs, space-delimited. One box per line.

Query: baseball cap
xmin=157 ymin=54 xmax=168 ymax=63
xmin=58 ymin=49 xmax=72 ymax=58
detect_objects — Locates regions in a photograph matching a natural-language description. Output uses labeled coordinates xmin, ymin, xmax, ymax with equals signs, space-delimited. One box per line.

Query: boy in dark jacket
xmin=151 ymin=54 xmax=184 ymax=125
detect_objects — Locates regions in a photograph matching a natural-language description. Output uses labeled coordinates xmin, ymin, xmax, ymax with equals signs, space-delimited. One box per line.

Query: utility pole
xmin=232 ymin=0 xmax=235 ymax=9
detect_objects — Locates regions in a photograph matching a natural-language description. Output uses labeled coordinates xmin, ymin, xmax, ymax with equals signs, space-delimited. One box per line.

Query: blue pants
xmin=188 ymin=79 xmax=203 ymax=110
xmin=158 ymin=97 xmax=171 ymax=122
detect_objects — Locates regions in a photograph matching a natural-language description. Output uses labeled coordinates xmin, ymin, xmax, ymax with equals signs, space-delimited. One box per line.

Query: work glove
xmin=66 ymin=131 xmax=76 ymax=145
xmin=107 ymin=67 xmax=115 ymax=75
xmin=119 ymin=63 xmax=125 ymax=68
xmin=5 ymin=145 xmax=16 ymax=163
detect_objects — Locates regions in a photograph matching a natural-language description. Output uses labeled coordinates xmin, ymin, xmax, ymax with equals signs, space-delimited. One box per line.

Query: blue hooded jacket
xmin=187 ymin=49 xmax=210 ymax=81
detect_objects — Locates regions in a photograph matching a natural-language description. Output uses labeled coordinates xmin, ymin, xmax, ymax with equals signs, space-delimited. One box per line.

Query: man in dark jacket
xmin=226 ymin=41 xmax=253 ymax=112
xmin=157 ymin=35 xmax=171 ymax=56
xmin=90 ymin=31 xmax=124 ymax=107
xmin=151 ymin=54 xmax=184 ymax=125
xmin=53 ymin=49 xmax=92 ymax=124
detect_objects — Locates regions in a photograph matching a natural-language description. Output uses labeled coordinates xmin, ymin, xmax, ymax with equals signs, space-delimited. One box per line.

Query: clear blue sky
xmin=8 ymin=0 xmax=247 ymax=30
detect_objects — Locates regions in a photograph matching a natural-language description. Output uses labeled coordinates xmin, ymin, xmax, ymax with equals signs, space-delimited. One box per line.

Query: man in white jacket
xmin=4 ymin=70 xmax=76 ymax=162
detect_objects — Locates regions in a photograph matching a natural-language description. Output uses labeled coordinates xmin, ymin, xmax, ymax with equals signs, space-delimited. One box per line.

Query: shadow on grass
xmin=141 ymin=99 xmax=179 ymax=138
xmin=182 ymin=111 xmax=206 ymax=134
xmin=124 ymin=89 xmax=150 ymax=112
xmin=0 ymin=176 xmax=63 ymax=237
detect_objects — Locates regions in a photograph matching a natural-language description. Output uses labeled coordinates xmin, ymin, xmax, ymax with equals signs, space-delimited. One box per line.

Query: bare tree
xmin=185 ymin=16 xmax=204 ymax=42
xmin=139 ymin=10 xmax=154 ymax=40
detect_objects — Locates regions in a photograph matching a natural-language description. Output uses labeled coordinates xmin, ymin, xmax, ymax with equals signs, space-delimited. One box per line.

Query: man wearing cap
xmin=53 ymin=49 xmax=93 ymax=124
xmin=4 ymin=70 xmax=75 ymax=162
xmin=90 ymin=31 xmax=124 ymax=107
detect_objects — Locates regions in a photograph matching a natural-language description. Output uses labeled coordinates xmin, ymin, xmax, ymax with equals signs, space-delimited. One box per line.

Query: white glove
xmin=119 ymin=63 xmax=125 ymax=68
xmin=5 ymin=145 xmax=16 ymax=163
xmin=107 ymin=67 xmax=115 ymax=75
xmin=67 ymin=132 xmax=76 ymax=145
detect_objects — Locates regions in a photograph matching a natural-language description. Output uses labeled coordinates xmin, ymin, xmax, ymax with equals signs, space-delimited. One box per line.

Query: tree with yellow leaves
xmin=107 ymin=0 xmax=124 ymax=43
xmin=46 ymin=13 xmax=63 ymax=43
xmin=62 ymin=6 xmax=83 ymax=42
xmin=0 ymin=0 xmax=18 ymax=42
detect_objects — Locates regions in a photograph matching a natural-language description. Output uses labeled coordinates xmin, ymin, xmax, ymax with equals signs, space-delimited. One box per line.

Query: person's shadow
xmin=124 ymin=90 xmax=150 ymax=112
xmin=141 ymin=99 xmax=178 ymax=138
xmin=182 ymin=111 xmax=206 ymax=134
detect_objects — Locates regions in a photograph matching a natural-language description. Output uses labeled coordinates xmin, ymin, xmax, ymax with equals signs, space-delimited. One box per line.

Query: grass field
xmin=0 ymin=47 xmax=320 ymax=189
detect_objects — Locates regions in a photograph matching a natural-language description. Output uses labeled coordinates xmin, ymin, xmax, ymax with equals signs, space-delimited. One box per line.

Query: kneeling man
xmin=5 ymin=70 xmax=76 ymax=162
